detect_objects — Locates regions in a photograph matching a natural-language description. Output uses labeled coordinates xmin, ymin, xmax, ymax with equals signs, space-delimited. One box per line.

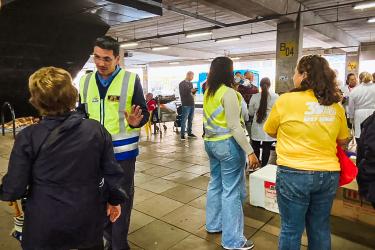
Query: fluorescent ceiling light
xmin=354 ymin=1 xmax=375 ymax=10
xmin=120 ymin=42 xmax=138 ymax=48
xmin=215 ymin=37 xmax=241 ymax=43
xmin=368 ymin=17 xmax=375 ymax=23
xmin=152 ymin=46 xmax=169 ymax=51
xmin=185 ymin=31 xmax=212 ymax=38
xmin=230 ymin=57 xmax=241 ymax=60
xmin=169 ymin=62 xmax=180 ymax=65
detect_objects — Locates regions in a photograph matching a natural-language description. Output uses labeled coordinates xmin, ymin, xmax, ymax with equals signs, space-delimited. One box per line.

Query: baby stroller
xmin=173 ymin=102 xmax=182 ymax=133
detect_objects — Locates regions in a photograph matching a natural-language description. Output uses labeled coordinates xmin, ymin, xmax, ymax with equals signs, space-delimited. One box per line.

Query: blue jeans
xmin=276 ymin=166 xmax=340 ymax=250
xmin=205 ymin=137 xmax=247 ymax=248
xmin=181 ymin=106 xmax=194 ymax=137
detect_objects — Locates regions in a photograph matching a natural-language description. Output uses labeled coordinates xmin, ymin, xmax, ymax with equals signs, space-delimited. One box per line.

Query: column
xmin=345 ymin=48 xmax=360 ymax=79
xmin=142 ymin=65 xmax=149 ymax=94
xmin=275 ymin=15 xmax=303 ymax=94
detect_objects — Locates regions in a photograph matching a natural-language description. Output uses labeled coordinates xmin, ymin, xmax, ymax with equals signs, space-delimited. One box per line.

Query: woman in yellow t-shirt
xmin=264 ymin=55 xmax=349 ymax=250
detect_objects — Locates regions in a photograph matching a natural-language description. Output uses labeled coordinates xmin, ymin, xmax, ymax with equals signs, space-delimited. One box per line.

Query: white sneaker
xmin=223 ymin=240 xmax=255 ymax=250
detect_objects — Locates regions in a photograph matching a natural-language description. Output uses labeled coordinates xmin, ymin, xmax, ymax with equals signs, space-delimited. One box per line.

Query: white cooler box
xmin=249 ymin=164 xmax=279 ymax=213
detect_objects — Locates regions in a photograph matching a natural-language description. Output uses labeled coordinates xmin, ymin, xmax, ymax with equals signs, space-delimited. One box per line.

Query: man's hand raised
xmin=125 ymin=105 xmax=144 ymax=127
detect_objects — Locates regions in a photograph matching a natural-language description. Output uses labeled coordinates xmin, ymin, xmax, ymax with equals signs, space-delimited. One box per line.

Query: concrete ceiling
xmin=104 ymin=0 xmax=375 ymax=66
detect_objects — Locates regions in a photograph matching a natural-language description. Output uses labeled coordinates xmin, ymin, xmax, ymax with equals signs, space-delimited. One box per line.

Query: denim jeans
xmin=276 ymin=166 xmax=340 ymax=250
xmin=205 ymin=137 xmax=247 ymax=248
xmin=181 ymin=106 xmax=194 ymax=137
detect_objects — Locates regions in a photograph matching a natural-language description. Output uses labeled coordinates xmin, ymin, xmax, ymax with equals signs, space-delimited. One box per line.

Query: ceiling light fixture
xmin=169 ymin=62 xmax=180 ymax=65
xmin=230 ymin=57 xmax=241 ymax=60
xmin=120 ymin=42 xmax=139 ymax=48
xmin=368 ymin=17 xmax=375 ymax=23
xmin=185 ymin=31 xmax=213 ymax=38
xmin=151 ymin=46 xmax=169 ymax=51
xmin=215 ymin=36 xmax=241 ymax=43
xmin=354 ymin=1 xmax=375 ymax=10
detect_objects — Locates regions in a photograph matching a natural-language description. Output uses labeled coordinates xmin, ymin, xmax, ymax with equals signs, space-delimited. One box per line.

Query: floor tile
xmin=128 ymin=220 xmax=190 ymax=250
xmin=183 ymin=176 xmax=210 ymax=190
xmin=161 ymin=205 xmax=206 ymax=233
xmin=136 ymin=178 xmax=179 ymax=194
xmin=243 ymin=204 xmax=274 ymax=224
xmin=134 ymin=195 xmax=184 ymax=218
xmin=161 ymin=184 xmax=205 ymax=203
xmin=188 ymin=194 xmax=206 ymax=210
xmin=331 ymin=234 xmax=373 ymax=250
xmin=134 ymin=173 xmax=158 ymax=186
xmin=129 ymin=210 xmax=156 ymax=233
xmin=134 ymin=187 xmax=158 ymax=205
xmin=142 ymin=157 xmax=175 ymax=166
xmin=181 ymin=165 xmax=210 ymax=175
xmin=162 ymin=171 xmax=200 ymax=184
xmin=164 ymin=160 xmax=196 ymax=170
xmin=169 ymin=234 xmax=222 ymax=250
xmin=135 ymin=162 xmax=158 ymax=172
xmin=141 ymin=166 xmax=178 ymax=177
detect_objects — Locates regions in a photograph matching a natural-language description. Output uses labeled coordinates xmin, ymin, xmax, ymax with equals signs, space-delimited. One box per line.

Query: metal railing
xmin=1 ymin=102 xmax=16 ymax=139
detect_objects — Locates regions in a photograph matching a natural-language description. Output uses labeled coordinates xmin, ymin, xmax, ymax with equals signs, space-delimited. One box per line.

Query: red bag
xmin=336 ymin=145 xmax=358 ymax=186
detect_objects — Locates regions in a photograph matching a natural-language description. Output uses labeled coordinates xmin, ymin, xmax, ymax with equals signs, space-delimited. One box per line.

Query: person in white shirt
xmin=340 ymin=73 xmax=358 ymax=129
xmin=248 ymin=77 xmax=279 ymax=167
xmin=348 ymin=71 xmax=375 ymax=142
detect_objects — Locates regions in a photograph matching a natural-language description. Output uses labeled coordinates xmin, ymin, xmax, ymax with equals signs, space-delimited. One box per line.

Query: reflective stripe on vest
xmin=203 ymin=85 xmax=232 ymax=141
xmin=79 ymin=69 xmax=140 ymax=160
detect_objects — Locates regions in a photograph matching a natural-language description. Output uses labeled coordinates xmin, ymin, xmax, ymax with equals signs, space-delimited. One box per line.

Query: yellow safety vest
xmin=203 ymin=85 xmax=232 ymax=141
xmin=79 ymin=69 xmax=140 ymax=160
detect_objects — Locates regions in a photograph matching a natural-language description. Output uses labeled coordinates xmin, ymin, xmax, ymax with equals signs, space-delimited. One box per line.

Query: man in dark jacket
xmin=0 ymin=67 xmax=126 ymax=249
xmin=357 ymin=112 xmax=375 ymax=208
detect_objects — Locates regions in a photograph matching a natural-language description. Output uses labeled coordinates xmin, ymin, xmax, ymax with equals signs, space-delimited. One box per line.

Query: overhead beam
xmin=134 ymin=0 xmax=228 ymax=27
xmin=202 ymin=0 xmax=359 ymax=47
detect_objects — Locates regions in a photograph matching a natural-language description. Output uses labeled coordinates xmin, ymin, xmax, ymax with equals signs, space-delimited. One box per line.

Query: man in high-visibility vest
xmin=79 ymin=36 xmax=149 ymax=250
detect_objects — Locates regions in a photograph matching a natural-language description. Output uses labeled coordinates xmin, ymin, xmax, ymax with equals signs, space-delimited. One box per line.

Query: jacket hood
xmin=41 ymin=111 xmax=85 ymax=132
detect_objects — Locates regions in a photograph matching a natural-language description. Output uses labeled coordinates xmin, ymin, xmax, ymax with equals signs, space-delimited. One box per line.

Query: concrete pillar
xmin=142 ymin=66 xmax=149 ymax=94
xmin=345 ymin=50 xmax=359 ymax=79
xmin=119 ymin=48 xmax=125 ymax=68
xmin=275 ymin=16 xmax=303 ymax=94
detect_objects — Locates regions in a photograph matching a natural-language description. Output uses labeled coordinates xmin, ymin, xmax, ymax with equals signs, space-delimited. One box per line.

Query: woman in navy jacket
xmin=0 ymin=67 xmax=126 ymax=250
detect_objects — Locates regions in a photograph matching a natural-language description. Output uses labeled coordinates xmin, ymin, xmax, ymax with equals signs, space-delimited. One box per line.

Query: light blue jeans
xmin=276 ymin=166 xmax=340 ymax=250
xmin=205 ymin=137 xmax=247 ymax=249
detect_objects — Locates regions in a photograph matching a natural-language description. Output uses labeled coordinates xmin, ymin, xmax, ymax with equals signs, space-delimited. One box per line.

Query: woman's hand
xmin=107 ymin=203 xmax=121 ymax=223
xmin=247 ymin=153 xmax=260 ymax=171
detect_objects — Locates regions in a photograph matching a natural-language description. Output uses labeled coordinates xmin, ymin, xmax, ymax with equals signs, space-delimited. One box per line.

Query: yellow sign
xmin=279 ymin=41 xmax=296 ymax=57
xmin=347 ymin=61 xmax=357 ymax=71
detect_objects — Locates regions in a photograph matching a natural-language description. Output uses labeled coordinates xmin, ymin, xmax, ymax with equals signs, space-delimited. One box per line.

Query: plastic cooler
xmin=249 ymin=164 xmax=279 ymax=213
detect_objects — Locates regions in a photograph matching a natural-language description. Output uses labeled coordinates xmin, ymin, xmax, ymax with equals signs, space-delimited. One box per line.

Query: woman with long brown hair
xmin=204 ymin=57 xmax=259 ymax=250
xmin=248 ymin=77 xmax=278 ymax=167
xmin=264 ymin=55 xmax=349 ymax=250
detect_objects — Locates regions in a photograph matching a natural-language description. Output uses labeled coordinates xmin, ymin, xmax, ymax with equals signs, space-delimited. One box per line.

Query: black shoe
xmin=188 ymin=133 xmax=197 ymax=138
xmin=180 ymin=135 xmax=186 ymax=141
xmin=224 ymin=240 xmax=255 ymax=250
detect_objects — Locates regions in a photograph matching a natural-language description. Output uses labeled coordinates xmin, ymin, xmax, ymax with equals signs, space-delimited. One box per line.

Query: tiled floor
xmin=0 ymin=111 xmax=374 ymax=249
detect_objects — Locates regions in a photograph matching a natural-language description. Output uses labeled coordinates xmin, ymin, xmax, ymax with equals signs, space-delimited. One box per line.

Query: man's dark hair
xmin=235 ymin=71 xmax=242 ymax=75
xmin=94 ymin=36 xmax=120 ymax=57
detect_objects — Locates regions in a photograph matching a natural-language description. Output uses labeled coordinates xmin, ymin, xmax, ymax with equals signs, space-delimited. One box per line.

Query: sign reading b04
xmin=279 ymin=41 xmax=296 ymax=57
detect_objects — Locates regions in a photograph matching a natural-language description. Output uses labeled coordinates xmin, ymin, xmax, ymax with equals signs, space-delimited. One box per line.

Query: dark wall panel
xmin=0 ymin=0 xmax=110 ymax=118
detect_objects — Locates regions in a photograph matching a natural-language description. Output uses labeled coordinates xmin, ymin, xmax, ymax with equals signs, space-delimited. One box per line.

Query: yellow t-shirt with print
xmin=264 ymin=89 xmax=349 ymax=171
